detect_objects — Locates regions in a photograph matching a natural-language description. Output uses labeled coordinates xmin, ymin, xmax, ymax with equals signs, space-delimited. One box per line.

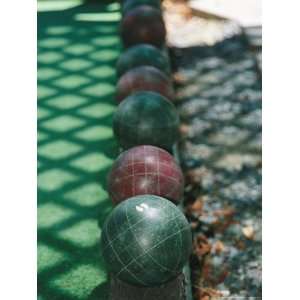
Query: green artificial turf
xmin=37 ymin=1 xmax=121 ymax=299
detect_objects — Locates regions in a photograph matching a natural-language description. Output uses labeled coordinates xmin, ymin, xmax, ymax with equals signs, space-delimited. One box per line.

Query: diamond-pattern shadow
xmin=38 ymin=2 xmax=121 ymax=300
xmin=172 ymin=35 xmax=262 ymax=297
xmin=174 ymin=36 xmax=261 ymax=208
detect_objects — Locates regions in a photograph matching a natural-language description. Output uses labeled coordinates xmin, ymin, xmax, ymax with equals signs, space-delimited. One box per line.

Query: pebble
xmin=173 ymin=13 xmax=262 ymax=296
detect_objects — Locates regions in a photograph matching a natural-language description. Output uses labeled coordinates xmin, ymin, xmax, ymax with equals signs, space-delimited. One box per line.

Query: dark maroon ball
xmin=107 ymin=145 xmax=184 ymax=205
xmin=115 ymin=66 xmax=175 ymax=103
xmin=120 ymin=5 xmax=166 ymax=48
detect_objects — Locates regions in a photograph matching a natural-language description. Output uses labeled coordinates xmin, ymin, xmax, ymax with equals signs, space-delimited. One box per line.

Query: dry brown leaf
xmin=188 ymin=197 xmax=204 ymax=215
xmin=213 ymin=219 xmax=236 ymax=235
xmin=173 ymin=72 xmax=186 ymax=84
xmin=201 ymin=287 xmax=223 ymax=297
xmin=235 ymin=240 xmax=246 ymax=250
xmin=202 ymin=260 xmax=212 ymax=281
xmin=242 ymin=226 xmax=255 ymax=239
xmin=191 ymin=221 xmax=198 ymax=229
xmin=186 ymin=168 xmax=205 ymax=184
xmin=198 ymin=243 xmax=212 ymax=256
xmin=213 ymin=207 xmax=235 ymax=218
xmin=217 ymin=269 xmax=229 ymax=284
xmin=214 ymin=240 xmax=225 ymax=254
xmin=179 ymin=123 xmax=190 ymax=136
xmin=195 ymin=235 xmax=212 ymax=256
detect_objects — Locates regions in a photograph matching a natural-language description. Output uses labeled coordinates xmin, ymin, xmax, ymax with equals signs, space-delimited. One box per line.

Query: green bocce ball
xmin=122 ymin=0 xmax=161 ymax=16
xmin=100 ymin=195 xmax=192 ymax=287
xmin=113 ymin=91 xmax=179 ymax=151
xmin=116 ymin=44 xmax=171 ymax=78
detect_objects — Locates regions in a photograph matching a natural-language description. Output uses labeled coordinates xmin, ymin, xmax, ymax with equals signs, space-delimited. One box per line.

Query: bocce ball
xmin=100 ymin=195 xmax=192 ymax=287
xmin=122 ymin=0 xmax=161 ymax=16
xmin=116 ymin=66 xmax=175 ymax=103
xmin=107 ymin=145 xmax=184 ymax=204
xmin=113 ymin=91 xmax=179 ymax=151
xmin=120 ymin=5 xmax=166 ymax=48
xmin=116 ymin=44 xmax=171 ymax=78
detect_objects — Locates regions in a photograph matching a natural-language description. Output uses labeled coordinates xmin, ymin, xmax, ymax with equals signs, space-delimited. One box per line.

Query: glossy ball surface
xmin=120 ymin=5 xmax=166 ymax=48
xmin=122 ymin=0 xmax=161 ymax=16
xmin=113 ymin=91 xmax=179 ymax=151
xmin=108 ymin=145 xmax=184 ymax=204
xmin=100 ymin=195 xmax=192 ymax=287
xmin=116 ymin=44 xmax=170 ymax=78
xmin=116 ymin=66 xmax=175 ymax=103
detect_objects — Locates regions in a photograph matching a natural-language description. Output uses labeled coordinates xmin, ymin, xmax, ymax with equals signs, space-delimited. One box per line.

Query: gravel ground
xmin=168 ymin=14 xmax=262 ymax=299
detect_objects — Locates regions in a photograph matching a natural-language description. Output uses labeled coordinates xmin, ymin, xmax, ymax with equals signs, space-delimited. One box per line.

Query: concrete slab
xmin=189 ymin=0 xmax=261 ymax=27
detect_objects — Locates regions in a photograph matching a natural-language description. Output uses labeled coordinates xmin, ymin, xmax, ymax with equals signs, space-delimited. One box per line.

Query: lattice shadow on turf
xmin=37 ymin=2 xmax=121 ymax=300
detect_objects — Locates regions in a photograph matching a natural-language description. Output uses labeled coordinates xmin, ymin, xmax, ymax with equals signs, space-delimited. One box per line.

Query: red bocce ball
xmin=115 ymin=66 xmax=175 ymax=103
xmin=120 ymin=5 xmax=166 ymax=48
xmin=107 ymin=145 xmax=184 ymax=205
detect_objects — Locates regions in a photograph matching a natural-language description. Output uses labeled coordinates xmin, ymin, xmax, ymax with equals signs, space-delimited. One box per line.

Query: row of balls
xmin=100 ymin=0 xmax=192 ymax=288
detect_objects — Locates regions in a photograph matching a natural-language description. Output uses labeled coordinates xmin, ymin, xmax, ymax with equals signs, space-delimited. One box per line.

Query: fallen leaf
xmin=202 ymin=259 xmax=212 ymax=281
xmin=214 ymin=240 xmax=225 ymax=254
xmin=242 ymin=226 xmax=255 ymax=239
xmin=172 ymin=72 xmax=186 ymax=84
xmin=213 ymin=207 xmax=235 ymax=218
xmin=186 ymin=168 xmax=205 ymax=184
xmin=195 ymin=235 xmax=212 ymax=256
xmin=201 ymin=287 xmax=223 ymax=297
xmin=191 ymin=221 xmax=199 ymax=229
xmin=179 ymin=123 xmax=190 ymax=136
xmin=189 ymin=197 xmax=204 ymax=215
xmin=217 ymin=269 xmax=229 ymax=284
xmin=235 ymin=240 xmax=246 ymax=250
